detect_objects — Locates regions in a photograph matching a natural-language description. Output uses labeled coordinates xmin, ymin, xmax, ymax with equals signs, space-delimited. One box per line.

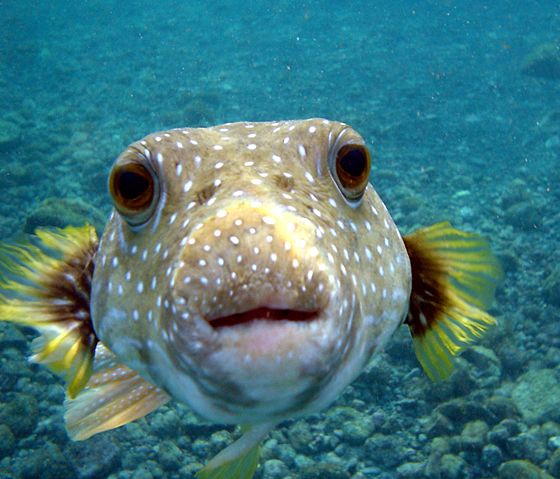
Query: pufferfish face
xmin=91 ymin=119 xmax=411 ymax=424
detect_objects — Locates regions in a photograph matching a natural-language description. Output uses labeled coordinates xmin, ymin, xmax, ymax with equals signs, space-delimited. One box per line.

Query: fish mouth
xmin=208 ymin=307 xmax=321 ymax=329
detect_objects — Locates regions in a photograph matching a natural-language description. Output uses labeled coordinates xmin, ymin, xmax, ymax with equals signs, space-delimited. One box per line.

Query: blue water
xmin=1 ymin=1 xmax=560 ymax=478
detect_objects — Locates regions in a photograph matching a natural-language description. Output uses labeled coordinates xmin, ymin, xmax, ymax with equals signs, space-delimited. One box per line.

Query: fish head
xmin=91 ymin=119 xmax=411 ymax=423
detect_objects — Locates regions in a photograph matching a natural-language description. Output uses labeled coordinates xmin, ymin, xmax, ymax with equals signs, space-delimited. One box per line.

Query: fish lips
xmin=161 ymin=267 xmax=354 ymax=419
xmin=165 ymin=260 xmax=335 ymax=356
xmin=207 ymin=306 xmax=320 ymax=329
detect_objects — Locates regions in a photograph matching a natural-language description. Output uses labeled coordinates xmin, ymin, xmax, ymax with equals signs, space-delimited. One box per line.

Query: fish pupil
xmin=118 ymin=171 xmax=150 ymax=200
xmin=339 ymin=147 xmax=367 ymax=179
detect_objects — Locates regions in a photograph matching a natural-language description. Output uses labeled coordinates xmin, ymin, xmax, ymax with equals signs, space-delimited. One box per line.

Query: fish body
xmin=93 ymin=119 xmax=410 ymax=425
xmin=0 ymin=118 xmax=501 ymax=478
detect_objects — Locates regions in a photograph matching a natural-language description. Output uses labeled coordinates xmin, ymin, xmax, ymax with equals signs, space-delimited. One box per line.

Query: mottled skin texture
xmin=91 ymin=119 xmax=411 ymax=425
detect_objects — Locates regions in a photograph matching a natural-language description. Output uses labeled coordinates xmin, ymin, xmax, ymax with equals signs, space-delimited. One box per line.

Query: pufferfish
xmin=0 ymin=119 xmax=500 ymax=478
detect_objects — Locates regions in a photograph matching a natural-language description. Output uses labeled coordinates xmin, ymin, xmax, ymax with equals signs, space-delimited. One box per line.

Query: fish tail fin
xmin=196 ymin=423 xmax=273 ymax=479
xmin=64 ymin=343 xmax=170 ymax=440
xmin=403 ymin=221 xmax=502 ymax=381
xmin=0 ymin=225 xmax=99 ymax=398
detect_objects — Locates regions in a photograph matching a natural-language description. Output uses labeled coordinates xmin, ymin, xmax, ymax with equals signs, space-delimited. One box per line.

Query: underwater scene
xmin=1 ymin=0 xmax=560 ymax=478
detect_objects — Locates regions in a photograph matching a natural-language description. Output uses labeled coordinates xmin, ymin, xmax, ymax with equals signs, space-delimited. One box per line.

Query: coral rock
xmin=522 ymin=43 xmax=560 ymax=80
xmin=498 ymin=459 xmax=554 ymax=479
xmin=511 ymin=369 xmax=560 ymax=424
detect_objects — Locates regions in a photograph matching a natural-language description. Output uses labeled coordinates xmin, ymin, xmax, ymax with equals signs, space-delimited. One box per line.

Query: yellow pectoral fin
xmin=196 ymin=423 xmax=275 ymax=479
xmin=64 ymin=343 xmax=170 ymax=440
xmin=403 ymin=222 xmax=502 ymax=381
xmin=0 ymin=224 xmax=99 ymax=397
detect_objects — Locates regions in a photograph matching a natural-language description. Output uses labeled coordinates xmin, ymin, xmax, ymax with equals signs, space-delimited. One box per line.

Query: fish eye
xmin=333 ymin=144 xmax=371 ymax=203
xmin=109 ymin=161 xmax=159 ymax=227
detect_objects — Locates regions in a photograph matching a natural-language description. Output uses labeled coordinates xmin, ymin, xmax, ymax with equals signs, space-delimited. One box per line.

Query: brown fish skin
xmin=91 ymin=119 xmax=411 ymax=424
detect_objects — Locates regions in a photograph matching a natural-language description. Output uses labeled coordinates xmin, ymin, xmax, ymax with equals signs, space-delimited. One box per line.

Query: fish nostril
xmin=272 ymin=174 xmax=294 ymax=192
xmin=196 ymin=183 xmax=219 ymax=204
